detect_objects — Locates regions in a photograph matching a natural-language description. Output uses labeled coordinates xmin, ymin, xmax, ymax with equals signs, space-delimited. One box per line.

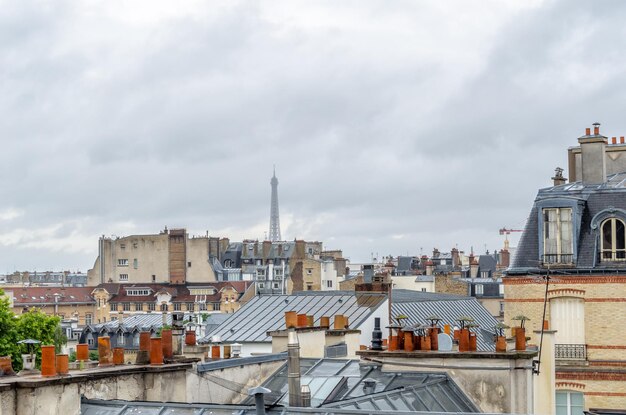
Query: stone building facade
xmin=87 ymin=227 xmax=218 ymax=286
xmin=9 ymin=286 xmax=96 ymax=326
xmin=91 ymin=281 xmax=254 ymax=324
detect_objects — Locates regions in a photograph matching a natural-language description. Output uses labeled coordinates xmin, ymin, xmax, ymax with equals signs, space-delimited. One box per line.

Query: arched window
xmin=600 ymin=218 xmax=626 ymax=261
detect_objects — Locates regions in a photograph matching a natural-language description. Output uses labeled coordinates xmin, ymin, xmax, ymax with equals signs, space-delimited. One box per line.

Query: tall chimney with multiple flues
xmin=579 ymin=123 xmax=607 ymax=184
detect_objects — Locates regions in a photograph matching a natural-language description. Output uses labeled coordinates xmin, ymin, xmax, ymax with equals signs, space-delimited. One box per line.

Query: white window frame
xmin=119 ymin=274 xmax=128 ymax=281
xmin=542 ymin=207 xmax=573 ymax=264
xmin=117 ymin=259 xmax=129 ymax=267
xmin=556 ymin=391 xmax=584 ymax=415
xmin=600 ymin=217 xmax=626 ymax=261
xmin=475 ymin=284 xmax=484 ymax=295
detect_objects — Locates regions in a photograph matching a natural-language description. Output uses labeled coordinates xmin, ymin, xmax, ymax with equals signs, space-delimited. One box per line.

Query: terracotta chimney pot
xmin=150 ymin=337 xmax=163 ymax=365
xmin=41 ymin=345 xmax=57 ymax=377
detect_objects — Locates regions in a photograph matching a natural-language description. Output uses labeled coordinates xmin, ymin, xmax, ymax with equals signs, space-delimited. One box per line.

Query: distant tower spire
xmin=269 ymin=166 xmax=281 ymax=241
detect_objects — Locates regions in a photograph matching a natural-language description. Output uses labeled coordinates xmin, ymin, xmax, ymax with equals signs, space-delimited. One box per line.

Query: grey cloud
xmin=1 ymin=1 xmax=625 ymax=270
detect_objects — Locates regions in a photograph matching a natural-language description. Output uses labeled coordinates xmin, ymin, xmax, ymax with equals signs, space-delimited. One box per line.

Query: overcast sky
xmin=2 ymin=0 xmax=626 ymax=272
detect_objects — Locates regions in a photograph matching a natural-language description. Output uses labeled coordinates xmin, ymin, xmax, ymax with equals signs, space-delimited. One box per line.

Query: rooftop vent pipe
xmin=248 ymin=386 xmax=271 ymax=415
xmin=301 ymin=385 xmax=311 ymax=407
xmin=363 ymin=378 xmax=377 ymax=395
xmin=287 ymin=329 xmax=302 ymax=407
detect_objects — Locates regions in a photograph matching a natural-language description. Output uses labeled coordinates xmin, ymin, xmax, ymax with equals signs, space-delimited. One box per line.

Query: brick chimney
xmin=469 ymin=255 xmax=479 ymax=279
xmin=499 ymin=249 xmax=510 ymax=269
xmin=425 ymin=260 xmax=434 ymax=276
xmin=578 ymin=123 xmax=607 ymax=184
xmin=263 ymin=240 xmax=272 ymax=258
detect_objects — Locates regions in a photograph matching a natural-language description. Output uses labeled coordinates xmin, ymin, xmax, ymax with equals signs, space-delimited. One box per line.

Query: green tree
xmin=0 ymin=289 xmax=20 ymax=370
xmin=16 ymin=309 xmax=61 ymax=368
xmin=0 ymin=291 xmax=64 ymax=370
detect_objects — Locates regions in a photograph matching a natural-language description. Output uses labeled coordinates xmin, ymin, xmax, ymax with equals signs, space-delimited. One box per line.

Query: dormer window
xmin=601 ymin=218 xmax=626 ymax=261
xmin=543 ymin=207 xmax=573 ymax=264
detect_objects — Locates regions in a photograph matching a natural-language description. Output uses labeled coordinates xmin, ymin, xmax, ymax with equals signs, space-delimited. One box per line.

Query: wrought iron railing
xmin=542 ymin=254 xmax=574 ymax=264
xmin=555 ymin=344 xmax=587 ymax=360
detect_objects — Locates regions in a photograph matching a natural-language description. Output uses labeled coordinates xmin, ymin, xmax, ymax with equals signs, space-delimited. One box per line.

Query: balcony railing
xmin=555 ymin=344 xmax=587 ymax=360
xmin=542 ymin=254 xmax=574 ymax=265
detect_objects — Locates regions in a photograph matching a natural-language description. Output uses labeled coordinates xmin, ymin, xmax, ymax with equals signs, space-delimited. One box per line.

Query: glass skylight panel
xmin=372 ymin=396 xmax=395 ymax=410
xmin=428 ymin=383 xmax=460 ymax=411
xmin=336 ymin=360 xmax=362 ymax=377
xmin=81 ymin=403 xmax=126 ymax=414
xmin=308 ymin=360 xmax=347 ymax=376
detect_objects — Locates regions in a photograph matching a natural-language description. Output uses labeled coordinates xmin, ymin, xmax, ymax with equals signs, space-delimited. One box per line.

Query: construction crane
xmin=499 ymin=227 xmax=523 ymax=249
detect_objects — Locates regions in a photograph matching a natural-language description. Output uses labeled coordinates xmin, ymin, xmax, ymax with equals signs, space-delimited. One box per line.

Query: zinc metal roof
xmin=200 ymin=292 xmax=387 ymax=343
xmin=392 ymin=298 xmax=498 ymax=351
xmin=390 ymin=289 xmax=467 ymax=303
xmin=81 ymin=398 xmax=506 ymax=414
xmin=241 ymin=358 xmax=478 ymax=413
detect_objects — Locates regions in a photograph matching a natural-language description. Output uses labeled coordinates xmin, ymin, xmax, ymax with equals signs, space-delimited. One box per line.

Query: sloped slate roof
xmin=96 ymin=282 xmax=251 ymax=303
xmin=392 ymin=298 xmax=498 ymax=351
xmin=85 ymin=312 xmax=197 ymax=333
xmin=511 ymin=173 xmax=626 ymax=272
xmin=200 ymin=292 xmax=387 ymax=343
xmin=12 ymin=286 xmax=95 ymax=306
xmin=478 ymin=255 xmax=497 ymax=272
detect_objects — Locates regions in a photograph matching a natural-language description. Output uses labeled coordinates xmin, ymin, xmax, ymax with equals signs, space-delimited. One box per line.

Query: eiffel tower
xmin=269 ymin=167 xmax=281 ymax=241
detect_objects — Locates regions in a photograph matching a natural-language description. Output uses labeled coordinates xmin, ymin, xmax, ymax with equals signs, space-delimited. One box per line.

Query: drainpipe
xmin=287 ymin=328 xmax=302 ymax=407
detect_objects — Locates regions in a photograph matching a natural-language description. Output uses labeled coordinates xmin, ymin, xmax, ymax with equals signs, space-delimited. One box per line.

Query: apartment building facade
xmin=87 ymin=227 xmax=218 ymax=286
xmin=504 ymin=124 xmax=626 ymax=413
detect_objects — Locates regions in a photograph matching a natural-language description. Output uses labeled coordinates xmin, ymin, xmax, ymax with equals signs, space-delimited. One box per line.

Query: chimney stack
xmin=469 ymin=255 xmax=479 ymax=279
xmin=551 ymin=167 xmax=566 ymax=186
xmin=371 ymin=317 xmax=383 ymax=350
xmin=363 ymin=264 xmax=374 ymax=283
xmin=578 ymin=123 xmax=607 ymax=184
xmin=499 ymin=249 xmax=510 ymax=269
xmin=451 ymin=248 xmax=460 ymax=269
xmin=425 ymin=260 xmax=434 ymax=276
xmin=287 ymin=329 xmax=302 ymax=407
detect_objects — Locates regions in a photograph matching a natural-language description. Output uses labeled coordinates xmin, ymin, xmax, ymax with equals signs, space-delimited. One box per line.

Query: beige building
xmin=9 ymin=286 xmax=97 ymax=326
xmin=505 ymin=124 xmax=626 ymax=413
xmin=91 ymin=281 xmax=254 ymax=324
xmin=88 ymin=227 xmax=218 ymax=286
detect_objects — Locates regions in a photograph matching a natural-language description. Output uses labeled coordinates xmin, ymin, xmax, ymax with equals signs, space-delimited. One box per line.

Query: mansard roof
xmin=509 ymin=172 xmax=626 ymax=274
